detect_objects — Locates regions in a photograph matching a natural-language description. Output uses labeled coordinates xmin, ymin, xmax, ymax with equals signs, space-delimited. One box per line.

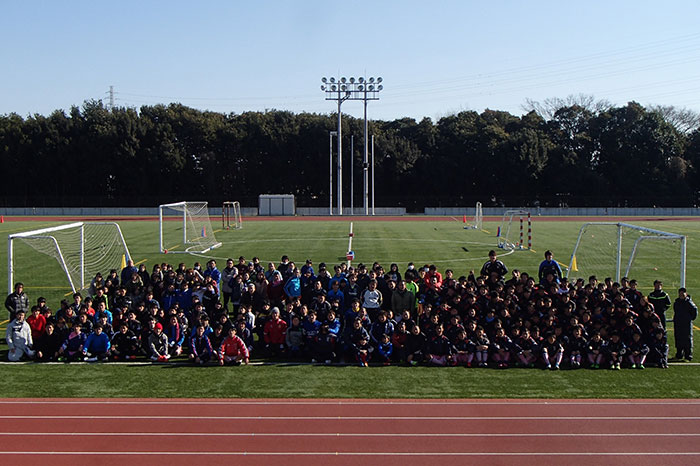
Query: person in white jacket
xmin=6 ymin=309 xmax=35 ymax=361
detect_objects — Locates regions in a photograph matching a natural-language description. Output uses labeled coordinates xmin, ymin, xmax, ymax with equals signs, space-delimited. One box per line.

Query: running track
xmin=0 ymin=399 xmax=699 ymax=466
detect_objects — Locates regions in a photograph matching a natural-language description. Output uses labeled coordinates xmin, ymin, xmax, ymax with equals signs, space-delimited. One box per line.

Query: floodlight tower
xmin=321 ymin=76 xmax=383 ymax=215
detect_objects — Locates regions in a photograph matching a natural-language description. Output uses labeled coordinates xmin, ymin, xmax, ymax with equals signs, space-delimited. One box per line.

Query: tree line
xmin=1 ymin=99 xmax=700 ymax=210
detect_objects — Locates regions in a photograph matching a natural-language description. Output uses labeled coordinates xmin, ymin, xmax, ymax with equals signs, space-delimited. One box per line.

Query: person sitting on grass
xmin=626 ymin=332 xmax=649 ymax=369
xmin=490 ymin=327 xmax=513 ymax=368
xmin=190 ymin=324 xmax=214 ymax=365
xmin=512 ymin=327 xmax=537 ymax=368
xmin=285 ymin=315 xmax=304 ymax=359
xmin=540 ymin=332 xmax=563 ymax=370
xmin=148 ymin=322 xmax=170 ymax=362
xmin=426 ymin=324 xmax=453 ymax=366
xmin=111 ymin=322 xmax=139 ymax=360
xmin=34 ymin=322 xmax=62 ymax=362
xmin=473 ymin=326 xmax=490 ymax=368
xmin=236 ymin=318 xmax=254 ymax=356
xmin=6 ymin=309 xmax=35 ymax=362
xmin=165 ymin=314 xmax=185 ymax=357
xmin=59 ymin=323 xmax=87 ymax=362
xmin=312 ymin=323 xmax=337 ymax=364
xmin=605 ymin=332 xmax=626 ymax=370
xmin=586 ymin=331 xmax=605 ymax=369
xmin=83 ymin=324 xmax=111 ymax=362
xmin=391 ymin=320 xmax=409 ymax=363
xmin=220 ymin=326 xmax=250 ymax=366
xmin=567 ymin=325 xmax=588 ymax=369
xmin=353 ymin=335 xmax=372 ymax=367
xmin=376 ymin=333 xmax=393 ymax=365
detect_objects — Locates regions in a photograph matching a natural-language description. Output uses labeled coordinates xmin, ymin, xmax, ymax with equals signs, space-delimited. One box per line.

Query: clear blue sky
xmin=2 ymin=0 xmax=700 ymax=121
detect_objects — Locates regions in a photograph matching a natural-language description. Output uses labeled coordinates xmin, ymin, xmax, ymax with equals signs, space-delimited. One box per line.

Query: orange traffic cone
xmin=462 ymin=215 xmax=467 ymax=224
xmin=0 ymin=215 xmax=4 ymax=223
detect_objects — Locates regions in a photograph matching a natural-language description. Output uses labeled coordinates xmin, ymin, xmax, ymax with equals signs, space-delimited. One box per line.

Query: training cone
xmin=0 ymin=215 xmax=4 ymax=223
xmin=120 ymin=254 xmax=127 ymax=270
xmin=463 ymin=215 xmax=467 ymax=224
xmin=571 ymin=255 xmax=578 ymax=272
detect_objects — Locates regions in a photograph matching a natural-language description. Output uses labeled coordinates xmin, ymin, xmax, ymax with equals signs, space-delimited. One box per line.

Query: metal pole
xmin=363 ymin=96 xmax=369 ymax=216
xmin=371 ymin=134 xmax=375 ymax=216
xmin=337 ymin=98 xmax=343 ymax=216
xmin=616 ymin=223 xmax=623 ymax=283
xmin=329 ymin=131 xmax=333 ymax=215
xmin=350 ymin=135 xmax=354 ymax=215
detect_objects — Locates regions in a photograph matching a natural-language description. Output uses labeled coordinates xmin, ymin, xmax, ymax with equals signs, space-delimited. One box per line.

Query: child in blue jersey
xmin=376 ymin=333 xmax=393 ymax=365
xmin=189 ymin=324 xmax=214 ymax=365
xmin=83 ymin=324 xmax=111 ymax=362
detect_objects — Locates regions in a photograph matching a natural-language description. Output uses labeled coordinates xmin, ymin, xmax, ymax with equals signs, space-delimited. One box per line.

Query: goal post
xmin=222 ymin=201 xmax=242 ymax=230
xmin=158 ymin=201 xmax=222 ymax=254
xmin=463 ymin=202 xmax=483 ymax=230
xmin=497 ymin=209 xmax=532 ymax=250
xmin=566 ymin=222 xmax=686 ymax=288
xmin=8 ymin=222 xmax=132 ymax=294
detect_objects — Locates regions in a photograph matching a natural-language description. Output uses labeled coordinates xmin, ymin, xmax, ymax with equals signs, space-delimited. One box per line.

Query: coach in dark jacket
xmin=673 ymin=288 xmax=698 ymax=361
xmin=5 ymin=283 xmax=29 ymax=321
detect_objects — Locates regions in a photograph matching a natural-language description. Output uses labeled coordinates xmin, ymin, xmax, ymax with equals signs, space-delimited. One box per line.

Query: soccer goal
xmin=159 ymin=201 xmax=222 ymax=254
xmin=566 ymin=222 xmax=686 ymax=288
xmin=8 ymin=222 xmax=132 ymax=294
xmin=497 ymin=210 xmax=532 ymax=250
xmin=464 ymin=202 xmax=483 ymax=230
xmin=222 ymin=201 xmax=242 ymax=230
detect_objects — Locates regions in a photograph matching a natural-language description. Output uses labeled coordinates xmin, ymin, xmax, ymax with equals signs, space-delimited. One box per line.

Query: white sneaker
xmin=87 ymin=357 xmax=98 ymax=362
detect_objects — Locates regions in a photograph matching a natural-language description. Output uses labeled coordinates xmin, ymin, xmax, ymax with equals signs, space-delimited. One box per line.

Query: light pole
xmin=321 ymin=76 xmax=383 ymax=216
xmin=329 ymin=131 xmax=337 ymax=215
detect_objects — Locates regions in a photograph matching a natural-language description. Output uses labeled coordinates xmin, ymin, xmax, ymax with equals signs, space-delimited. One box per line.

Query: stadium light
xmin=320 ymin=75 xmax=383 ymax=216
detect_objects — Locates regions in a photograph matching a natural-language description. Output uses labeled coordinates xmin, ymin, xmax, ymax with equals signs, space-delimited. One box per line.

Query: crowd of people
xmin=4 ymin=250 xmax=697 ymax=369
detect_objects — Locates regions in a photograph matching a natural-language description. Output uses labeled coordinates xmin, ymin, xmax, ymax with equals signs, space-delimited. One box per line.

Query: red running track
xmin=0 ymin=399 xmax=699 ymax=466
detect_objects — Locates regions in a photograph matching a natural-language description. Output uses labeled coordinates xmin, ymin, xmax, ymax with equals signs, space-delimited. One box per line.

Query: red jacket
xmin=264 ymin=318 xmax=288 ymax=344
xmin=26 ymin=314 xmax=46 ymax=340
xmin=220 ymin=335 xmax=250 ymax=360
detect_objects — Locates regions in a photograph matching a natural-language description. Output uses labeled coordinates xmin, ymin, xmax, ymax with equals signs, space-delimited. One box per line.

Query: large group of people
xmin=4 ymin=250 xmax=697 ymax=369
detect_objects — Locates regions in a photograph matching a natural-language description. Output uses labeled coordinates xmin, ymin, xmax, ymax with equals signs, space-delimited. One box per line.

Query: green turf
xmin=0 ymin=216 xmax=698 ymax=398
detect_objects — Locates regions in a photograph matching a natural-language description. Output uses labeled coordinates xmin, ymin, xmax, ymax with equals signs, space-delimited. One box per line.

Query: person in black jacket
xmin=34 ymin=322 xmax=62 ymax=361
xmin=673 ymin=288 xmax=698 ymax=361
xmin=406 ymin=324 xmax=427 ymax=366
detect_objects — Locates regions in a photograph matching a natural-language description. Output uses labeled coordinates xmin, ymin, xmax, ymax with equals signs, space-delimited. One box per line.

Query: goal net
xmin=566 ymin=222 xmax=686 ymax=289
xmin=159 ymin=201 xmax=222 ymax=254
xmin=497 ymin=210 xmax=531 ymax=250
xmin=222 ymin=201 xmax=242 ymax=230
xmin=8 ymin=222 xmax=132 ymax=294
xmin=464 ymin=202 xmax=483 ymax=230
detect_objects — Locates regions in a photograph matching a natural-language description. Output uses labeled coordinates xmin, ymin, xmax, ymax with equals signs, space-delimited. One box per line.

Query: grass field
xmin=1 ymin=215 xmax=699 ymax=399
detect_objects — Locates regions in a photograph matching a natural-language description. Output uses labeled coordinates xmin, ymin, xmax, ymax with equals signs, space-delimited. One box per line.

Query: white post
xmin=681 ymin=236 xmax=687 ymax=288
xmin=363 ymin=97 xmax=369 ymax=216
xmin=329 ymin=131 xmax=333 ymax=215
xmin=337 ymin=98 xmax=343 ymax=216
xmin=8 ymin=236 xmax=13 ymax=294
xmin=159 ymin=205 xmax=164 ymax=253
xmin=350 ymin=135 xmax=354 ymax=215
xmin=183 ymin=204 xmax=188 ymax=246
xmin=371 ymin=134 xmax=375 ymax=216
xmin=80 ymin=223 xmax=85 ymax=289
xmin=616 ymin=223 xmax=623 ymax=283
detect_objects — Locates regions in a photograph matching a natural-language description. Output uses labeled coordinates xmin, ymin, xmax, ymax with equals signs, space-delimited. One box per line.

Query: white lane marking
xmin=0 ymin=432 xmax=698 ymax=438
xmin=1 ymin=415 xmax=699 ymax=420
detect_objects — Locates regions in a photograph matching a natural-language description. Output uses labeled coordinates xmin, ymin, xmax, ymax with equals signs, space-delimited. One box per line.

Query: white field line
xmin=0 ymin=451 xmax=699 ymax=457
xmin=0 ymin=398 xmax=690 ymax=405
xmin=1 ymin=400 xmax=699 ymax=406
xmin=0 ymin=432 xmax=698 ymax=438
xmin=1 ymin=415 xmax=699 ymax=421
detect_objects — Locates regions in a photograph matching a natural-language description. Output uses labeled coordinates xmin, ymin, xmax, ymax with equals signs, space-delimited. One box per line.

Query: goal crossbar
xmin=567 ymin=222 xmax=686 ymax=287
xmin=8 ymin=222 xmax=132 ymax=294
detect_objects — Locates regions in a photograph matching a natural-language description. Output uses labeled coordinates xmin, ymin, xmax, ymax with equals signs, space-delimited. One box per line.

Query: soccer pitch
xmin=1 ymin=215 xmax=698 ymax=399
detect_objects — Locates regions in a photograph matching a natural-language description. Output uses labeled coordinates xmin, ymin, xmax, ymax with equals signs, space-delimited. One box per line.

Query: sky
xmin=2 ymin=0 xmax=700 ymax=122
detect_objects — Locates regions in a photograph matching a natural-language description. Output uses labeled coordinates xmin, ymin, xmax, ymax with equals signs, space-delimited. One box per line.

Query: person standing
xmin=673 ymin=288 xmax=698 ymax=361
xmin=5 ymin=282 xmax=29 ymax=321
xmin=648 ymin=280 xmax=672 ymax=328
xmin=538 ymin=250 xmax=563 ymax=286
